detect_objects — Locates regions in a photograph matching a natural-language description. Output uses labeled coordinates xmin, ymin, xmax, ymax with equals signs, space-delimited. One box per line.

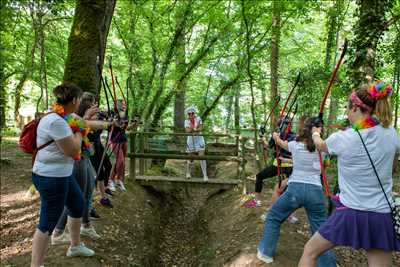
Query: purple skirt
xmin=319 ymin=195 xmax=400 ymax=251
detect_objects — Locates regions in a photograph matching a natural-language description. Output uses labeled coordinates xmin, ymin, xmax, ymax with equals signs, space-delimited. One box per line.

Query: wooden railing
xmin=128 ymin=131 xmax=247 ymax=181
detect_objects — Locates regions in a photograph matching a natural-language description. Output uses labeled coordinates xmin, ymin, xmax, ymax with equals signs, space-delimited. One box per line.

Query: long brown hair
xmin=77 ymin=92 xmax=96 ymax=117
xmin=296 ymin=116 xmax=316 ymax=152
xmin=348 ymin=84 xmax=392 ymax=128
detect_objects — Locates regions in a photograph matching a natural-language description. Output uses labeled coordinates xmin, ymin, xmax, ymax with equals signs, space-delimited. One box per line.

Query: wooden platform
xmin=135 ymin=175 xmax=239 ymax=190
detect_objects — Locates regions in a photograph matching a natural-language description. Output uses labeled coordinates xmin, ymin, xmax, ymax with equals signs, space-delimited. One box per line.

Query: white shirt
xmin=185 ymin=117 xmax=205 ymax=152
xmin=32 ymin=113 xmax=74 ymax=177
xmin=287 ymin=141 xmax=323 ymax=187
xmin=326 ymin=125 xmax=400 ymax=213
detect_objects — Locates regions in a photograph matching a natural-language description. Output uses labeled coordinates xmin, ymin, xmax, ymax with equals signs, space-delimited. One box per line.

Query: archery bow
xmin=317 ymin=39 xmax=348 ymax=196
xmin=115 ymin=76 xmax=127 ymax=106
xmin=274 ymin=72 xmax=301 ymax=184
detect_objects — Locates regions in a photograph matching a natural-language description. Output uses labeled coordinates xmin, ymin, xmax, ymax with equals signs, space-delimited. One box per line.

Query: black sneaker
xmin=89 ymin=208 xmax=101 ymax=220
xmin=99 ymin=197 xmax=113 ymax=208
xmin=105 ymin=188 xmax=114 ymax=196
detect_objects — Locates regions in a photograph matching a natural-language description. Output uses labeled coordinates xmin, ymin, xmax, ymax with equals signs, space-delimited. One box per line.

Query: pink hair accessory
xmin=350 ymin=92 xmax=372 ymax=112
xmin=367 ymin=80 xmax=393 ymax=99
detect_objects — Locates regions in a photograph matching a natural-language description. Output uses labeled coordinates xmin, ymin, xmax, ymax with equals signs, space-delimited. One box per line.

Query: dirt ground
xmin=1 ymin=137 xmax=400 ymax=266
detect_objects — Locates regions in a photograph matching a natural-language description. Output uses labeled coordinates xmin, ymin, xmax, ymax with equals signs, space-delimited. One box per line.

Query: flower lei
xmin=352 ymin=116 xmax=379 ymax=131
xmin=52 ymin=103 xmax=94 ymax=160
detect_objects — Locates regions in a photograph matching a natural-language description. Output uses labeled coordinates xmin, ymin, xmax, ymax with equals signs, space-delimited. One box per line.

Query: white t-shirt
xmin=287 ymin=141 xmax=323 ymax=187
xmin=326 ymin=125 xmax=400 ymax=213
xmin=32 ymin=113 xmax=74 ymax=177
xmin=184 ymin=117 xmax=205 ymax=152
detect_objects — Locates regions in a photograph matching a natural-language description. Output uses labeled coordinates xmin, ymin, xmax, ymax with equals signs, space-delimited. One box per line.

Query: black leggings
xmin=90 ymin=144 xmax=112 ymax=186
xmin=255 ymin=165 xmax=293 ymax=193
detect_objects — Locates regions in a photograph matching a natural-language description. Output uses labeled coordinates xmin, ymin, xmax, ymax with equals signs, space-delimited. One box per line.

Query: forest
xmin=1 ymin=0 xmax=400 ymax=266
xmin=1 ymin=0 xmax=399 ymax=135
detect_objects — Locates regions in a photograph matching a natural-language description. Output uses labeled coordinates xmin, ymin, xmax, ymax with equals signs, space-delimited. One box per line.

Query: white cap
xmin=185 ymin=106 xmax=197 ymax=114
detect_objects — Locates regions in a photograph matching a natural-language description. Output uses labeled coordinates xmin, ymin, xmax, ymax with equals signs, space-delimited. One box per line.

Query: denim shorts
xmin=32 ymin=173 xmax=84 ymax=235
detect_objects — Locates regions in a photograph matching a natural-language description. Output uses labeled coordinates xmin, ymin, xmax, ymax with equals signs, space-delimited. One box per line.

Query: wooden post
xmin=139 ymin=133 xmax=145 ymax=175
xmin=144 ymin=134 xmax=149 ymax=171
xmin=236 ymin=135 xmax=240 ymax=178
xmin=240 ymin=136 xmax=247 ymax=194
xmin=130 ymin=132 xmax=136 ymax=180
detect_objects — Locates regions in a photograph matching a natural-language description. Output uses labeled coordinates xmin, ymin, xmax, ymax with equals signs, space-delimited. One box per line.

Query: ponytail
xmin=374 ymin=97 xmax=392 ymax=128
xmin=350 ymin=81 xmax=393 ymax=128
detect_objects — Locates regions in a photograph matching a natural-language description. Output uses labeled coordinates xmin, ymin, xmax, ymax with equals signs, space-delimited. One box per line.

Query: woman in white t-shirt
xmin=185 ymin=107 xmax=208 ymax=181
xmin=31 ymin=83 xmax=94 ymax=267
xmin=257 ymin=117 xmax=336 ymax=266
xmin=299 ymin=81 xmax=400 ymax=267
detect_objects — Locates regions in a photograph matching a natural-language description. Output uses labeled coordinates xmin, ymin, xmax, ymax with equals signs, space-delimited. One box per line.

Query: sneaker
xmin=257 ymin=250 xmax=274 ymax=264
xmin=105 ymin=188 xmax=114 ymax=196
xmin=260 ymin=214 xmax=266 ymax=221
xmin=99 ymin=197 xmax=113 ymax=208
xmin=186 ymin=173 xmax=191 ymax=179
xmin=81 ymin=226 xmax=101 ymax=239
xmin=288 ymin=215 xmax=299 ymax=224
xmin=108 ymin=181 xmax=116 ymax=192
xmin=66 ymin=243 xmax=95 ymax=257
xmin=116 ymin=180 xmax=126 ymax=191
xmin=51 ymin=232 xmax=70 ymax=246
xmin=203 ymin=176 xmax=209 ymax=182
xmin=89 ymin=208 xmax=101 ymax=220
xmin=246 ymin=199 xmax=262 ymax=208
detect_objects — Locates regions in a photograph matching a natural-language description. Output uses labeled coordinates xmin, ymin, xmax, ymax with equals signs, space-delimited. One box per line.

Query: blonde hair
xmin=350 ymin=84 xmax=393 ymax=128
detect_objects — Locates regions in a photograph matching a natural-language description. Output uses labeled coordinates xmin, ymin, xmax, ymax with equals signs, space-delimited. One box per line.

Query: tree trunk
xmin=234 ymin=81 xmax=240 ymax=134
xmin=349 ymin=0 xmax=393 ymax=88
xmin=270 ymin=0 xmax=281 ymax=131
xmin=201 ymin=73 xmax=241 ymax=123
xmin=37 ymin=12 xmax=49 ymax=112
xmin=326 ymin=0 xmax=343 ymax=133
xmin=241 ymin=0 xmax=262 ymax=170
xmin=14 ymin=12 xmax=39 ymax=122
xmin=225 ymin=93 xmax=234 ymax=130
xmin=173 ymin=3 xmax=187 ymax=133
xmin=63 ymin=0 xmax=116 ymax=96
xmin=394 ymin=31 xmax=400 ymax=129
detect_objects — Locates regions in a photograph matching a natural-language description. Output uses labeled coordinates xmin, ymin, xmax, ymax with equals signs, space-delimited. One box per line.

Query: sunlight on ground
xmin=224 ymin=251 xmax=261 ymax=267
xmin=0 ymin=190 xmax=38 ymax=208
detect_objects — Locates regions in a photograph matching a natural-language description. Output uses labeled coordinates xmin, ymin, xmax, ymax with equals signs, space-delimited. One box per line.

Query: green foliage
xmin=2 ymin=0 xmax=399 ymax=130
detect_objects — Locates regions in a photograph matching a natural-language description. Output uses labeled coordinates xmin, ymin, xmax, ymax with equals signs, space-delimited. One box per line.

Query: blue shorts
xmin=32 ymin=173 xmax=84 ymax=235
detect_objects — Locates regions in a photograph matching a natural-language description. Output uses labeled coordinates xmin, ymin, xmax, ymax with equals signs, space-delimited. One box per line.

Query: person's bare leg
xmin=31 ymin=229 xmax=50 ymax=267
xmin=298 ymin=232 xmax=334 ymax=267
xmin=366 ymin=249 xmax=391 ymax=267
xmin=186 ymin=160 xmax=191 ymax=178
xmin=67 ymin=217 xmax=81 ymax=247
xmin=198 ymin=150 xmax=208 ymax=180
xmin=98 ymin=181 xmax=106 ymax=198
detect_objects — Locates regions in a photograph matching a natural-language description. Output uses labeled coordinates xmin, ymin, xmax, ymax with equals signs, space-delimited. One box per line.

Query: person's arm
xmin=85 ymin=120 xmax=112 ymax=130
xmin=272 ymin=132 xmax=289 ymax=151
xmin=311 ymin=127 xmax=329 ymax=153
xmin=194 ymin=123 xmax=203 ymax=132
xmin=55 ymin=132 xmax=82 ymax=158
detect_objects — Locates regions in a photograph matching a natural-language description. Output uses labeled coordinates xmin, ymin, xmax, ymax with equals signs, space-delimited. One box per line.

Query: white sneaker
xmin=203 ymin=176 xmax=209 ymax=182
xmin=186 ymin=173 xmax=191 ymax=179
xmin=80 ymin=226 xmax=101 ymax=239
xmin=257 ymin=250 xmax=274 ymax=264
xmin=116 ymin=180 xmax=126 ymax=191
xmin=51 ymin=232 xmax=70 ymax=246
xmin=66 ymin=243 xmax=95 ymax=257
xmin=260 ymin=214 xmax=266 ymax=221
xmin=108 ymin=181 xmax=116 ymax=192
xmin=288 ymin=215 xmax=299 ymax=224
